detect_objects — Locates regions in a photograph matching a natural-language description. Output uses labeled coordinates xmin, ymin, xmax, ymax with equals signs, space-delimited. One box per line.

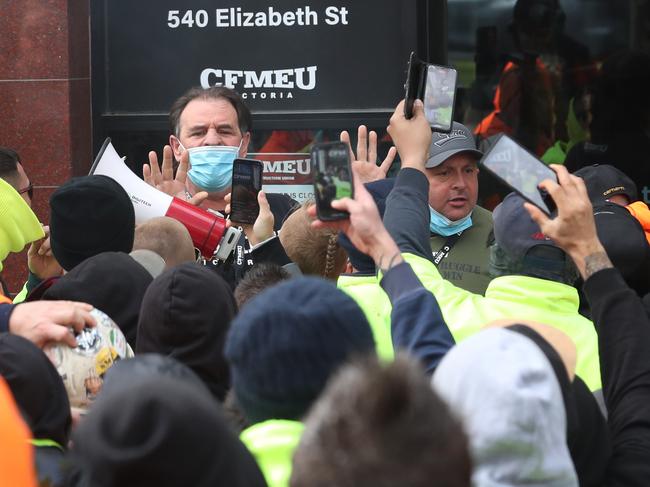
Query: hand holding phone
xmin=230 ymin=158 xmax=263 ymax=224
xmin=404 ymin=52 xmax=458 ymax=133
xmin=480 ymin=135 xmax=558 ymax=215
xmin=312 ymin=141 xmax=353 ymax=221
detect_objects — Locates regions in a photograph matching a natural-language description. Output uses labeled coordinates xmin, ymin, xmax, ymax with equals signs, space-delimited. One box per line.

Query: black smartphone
xmin=479 ymin=134 xmax=558 ymax=216
xmin=230 ymin=158 xmax=263 ymax=224
xmin=311 ymin=141 xmax=353 ymax=221
xmin=403 ymin=52 xmax=458 ymax=133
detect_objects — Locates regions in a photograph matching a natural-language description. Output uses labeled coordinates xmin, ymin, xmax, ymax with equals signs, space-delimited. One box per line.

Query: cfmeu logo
xmin=200 ymin=66 xmax=317 ymax=100
xmin=433 ymin=129 xmax=468 ymax=147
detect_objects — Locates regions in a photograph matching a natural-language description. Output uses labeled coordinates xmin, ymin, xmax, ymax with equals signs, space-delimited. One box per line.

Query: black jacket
xmin=583 ymin=267 xmax=650 ymax=486
xmin=204 ymin=192 xmax=296 ymax=288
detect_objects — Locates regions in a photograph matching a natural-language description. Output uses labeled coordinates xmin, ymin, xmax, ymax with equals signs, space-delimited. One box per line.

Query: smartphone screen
xmin=230 ymin=158 xmax=263 ymax=224
xmin=424 ymin=65 xmax=458 ymax=132
xmin=403 ymin=52 xmax=457 ymax=132
xmin=311 ymin=141 xmax=353 ymax=221
xmin=480 ymin=135 xmax=557 ymax=215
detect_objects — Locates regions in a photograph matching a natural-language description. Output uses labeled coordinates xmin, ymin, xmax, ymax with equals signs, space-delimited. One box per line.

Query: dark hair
xmin=169 ymin=86 xmax=252 ymax=137
xmin=234 ymin=262 xmax=291 ymax=308
xmin=0 ymin=147 xmax=21 ymax=185
xmin=290 ymin=355 xmax=471 ymax=487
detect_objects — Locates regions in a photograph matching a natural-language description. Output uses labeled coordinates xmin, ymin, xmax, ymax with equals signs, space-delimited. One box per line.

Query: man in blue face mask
xmin=422 ymin=123 xmax=494 ymax=294
xmin=143 ymin=86 xmax=297 ymax=287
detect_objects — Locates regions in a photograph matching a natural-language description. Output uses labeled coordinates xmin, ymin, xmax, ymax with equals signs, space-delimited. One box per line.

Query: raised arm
xmin=526 ymin=165 xmax=650 ymax=486
xmin=383 ymin=99 xmax=433 ymax=261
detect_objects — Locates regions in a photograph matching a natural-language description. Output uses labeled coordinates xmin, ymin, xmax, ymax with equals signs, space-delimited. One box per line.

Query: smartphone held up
xmin=311 ymin=141 xmax=353 ymax=221
xmin=404 ymin=51 xmax=458 ymax=133
xmin=230 ymin=158 xmax=263 ymax=224
xmin=480 ymin=135 xmax=558 ymax=216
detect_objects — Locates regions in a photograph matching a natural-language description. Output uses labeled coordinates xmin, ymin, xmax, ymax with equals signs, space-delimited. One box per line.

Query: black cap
xmin=574 ymin=164 xmax=638 ymax=204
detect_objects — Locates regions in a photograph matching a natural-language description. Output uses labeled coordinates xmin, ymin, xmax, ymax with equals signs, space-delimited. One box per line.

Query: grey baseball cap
xmin=426 ymin=122 xmax=483 ymax=168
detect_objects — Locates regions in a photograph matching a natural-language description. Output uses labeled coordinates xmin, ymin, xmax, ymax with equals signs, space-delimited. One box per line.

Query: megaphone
xmin=89 ymin=138 xmax=240 ymax=261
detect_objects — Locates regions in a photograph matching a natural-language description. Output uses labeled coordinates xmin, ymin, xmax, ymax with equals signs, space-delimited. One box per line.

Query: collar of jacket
xmin=240 ymin=420 xmax=304 ymax=487
xmin=486 ymin=275 xmax=580 ymax=313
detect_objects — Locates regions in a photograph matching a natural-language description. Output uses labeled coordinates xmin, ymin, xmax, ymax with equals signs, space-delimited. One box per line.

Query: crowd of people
xmin=1 ymin=15 xmax=650 ymax=487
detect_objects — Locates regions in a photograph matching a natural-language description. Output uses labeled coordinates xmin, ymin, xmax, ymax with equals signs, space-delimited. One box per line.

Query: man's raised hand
xmin=524 ymin=164 xmax=610 ymax=279
xmin=387 ymin=99 xmax=432 ymax=171
xmin=143 ymin=145 xmax=208 ymax=206
xmin=340 ymin=125 xmax=397 ymax=183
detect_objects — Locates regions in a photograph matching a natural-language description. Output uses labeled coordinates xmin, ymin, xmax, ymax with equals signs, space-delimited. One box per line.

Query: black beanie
xmin=225 ymin=276 xmax=376 ymax=424
xmin=49 ymin=175 xmax=135 ymax=271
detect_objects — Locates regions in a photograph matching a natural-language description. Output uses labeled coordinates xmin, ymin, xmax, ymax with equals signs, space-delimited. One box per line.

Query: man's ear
xmin=169 ymin=135 xmax=182 ymax=162
xmin=240 ymin=132 xmax=251 ymax=158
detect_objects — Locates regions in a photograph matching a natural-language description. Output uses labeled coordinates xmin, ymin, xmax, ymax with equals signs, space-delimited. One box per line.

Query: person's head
xmin=42 ymin=251 xmax=153 ymax=348
xmin=169 ymin=86 xmax=251 ymax=160
xmin=574 ymin=164 xmax=638 ymax=206
xmin=425 ymin=123 xmax=483 ymax=221
xmin=100 ymin=355 xmax=211 ymax=399
xmin=0 ymin=177 xmax=44 ymax=272
xmin=290 ymin=355 xmax=471 ymax=487
xmin=133 ymin=217 xmax=196 ymax=269
xmin=0 ymin=147 xmax=32 ymax=206
xmin=49 ymin=175 xmax=135 ymax=272
xmin=432 ymin=327 xmax=578 ymax=486
xmin=136 ymin=262 xmax=237 ymax=401
xmin=0 ymin=334 xmax=71 ymax=447
xmin=512 ymin=0 xmax=564 ymax=53
xmin=491 ymin=193 xmax=576 ymax=284
xmin=485 ymin=320 xmax=611 ymax=486
xmin=69 ymin=374 xmax=268 ymax=487
xmin=279 ymin=201 xmax=347 ymax=280
xmin=591 ymin=202 xmax=650 ymax=295
xmin=234 ymin=262 xmax=291 ymax=308
xmin=225 ymin=277 xmax=375 ymax=425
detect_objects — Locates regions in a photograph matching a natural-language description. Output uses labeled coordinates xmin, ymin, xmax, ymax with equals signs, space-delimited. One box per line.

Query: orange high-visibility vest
xmin=626 ymin=201 xmax=650 ymax=245
xmin=0 ymin=377 xmax=37 ymax=487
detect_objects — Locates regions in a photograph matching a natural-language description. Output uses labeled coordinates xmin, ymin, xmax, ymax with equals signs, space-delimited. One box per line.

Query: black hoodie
xmin=68 ymin=373 xmax=268 ymax=487
xmin=136 ymin=262 xmax=237 ymax=401
xmin=42 ymin=251 xmax=152 ymax=348
xmin=0 ymin=333 xmax=71 ymax=486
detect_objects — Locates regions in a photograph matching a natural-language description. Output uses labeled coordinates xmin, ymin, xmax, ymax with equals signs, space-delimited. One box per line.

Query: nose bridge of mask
xmin=188 ymin=144 xmax=240 ymax=157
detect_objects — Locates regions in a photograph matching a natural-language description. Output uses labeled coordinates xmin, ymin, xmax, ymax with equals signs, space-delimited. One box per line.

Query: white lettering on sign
xmin=200 ymin=66 xmax=317 ymax=90
xmin=262 ymin=160 xmax=311 ymax=175
xmin=168 ymin=6 xmax=350 ymax=29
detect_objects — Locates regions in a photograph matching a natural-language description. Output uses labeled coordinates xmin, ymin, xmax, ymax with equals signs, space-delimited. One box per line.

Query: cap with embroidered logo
xmin=426 ymin=122 xmax=484 ymax=168
xmin=574 ymin=164 xmax=638 ymax=204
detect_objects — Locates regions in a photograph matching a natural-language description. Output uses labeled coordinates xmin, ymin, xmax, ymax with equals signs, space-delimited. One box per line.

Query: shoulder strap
xmin=432 ymin=232 xmax=463 ymax=267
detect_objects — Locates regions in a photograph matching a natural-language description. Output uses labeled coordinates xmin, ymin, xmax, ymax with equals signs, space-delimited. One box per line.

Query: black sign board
xmin=91 ymin=0 xmax=443 ymax=135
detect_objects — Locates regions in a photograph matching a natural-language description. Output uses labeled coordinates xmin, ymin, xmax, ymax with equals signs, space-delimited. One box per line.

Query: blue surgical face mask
xmin=183 ymin=142 xmax=242 ymax=193
xmin=429 ymin=206 xmax=473 ymax=236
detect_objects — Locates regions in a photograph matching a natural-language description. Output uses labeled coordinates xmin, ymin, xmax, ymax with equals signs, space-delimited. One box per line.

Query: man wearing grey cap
xmin=423 ymin=122 xmax=493 ymax=294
